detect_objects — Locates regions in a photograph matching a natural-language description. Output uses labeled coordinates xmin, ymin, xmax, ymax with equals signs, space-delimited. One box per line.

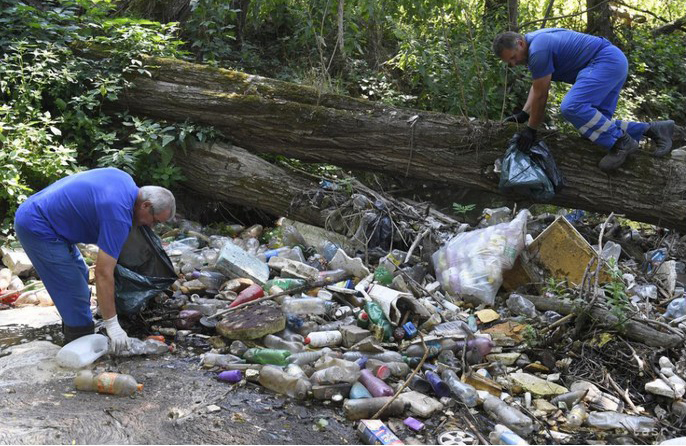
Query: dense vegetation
xmin=1 ymin=0 xmax=685 ymax=231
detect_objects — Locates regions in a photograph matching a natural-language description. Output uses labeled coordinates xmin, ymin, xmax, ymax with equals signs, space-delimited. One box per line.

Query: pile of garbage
xmin=4 ymin=204 xmax=686 ymax=445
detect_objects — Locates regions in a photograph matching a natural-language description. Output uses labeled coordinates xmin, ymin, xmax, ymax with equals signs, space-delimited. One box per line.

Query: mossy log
xmin=116 ymin=57 xmax=686 ymax=231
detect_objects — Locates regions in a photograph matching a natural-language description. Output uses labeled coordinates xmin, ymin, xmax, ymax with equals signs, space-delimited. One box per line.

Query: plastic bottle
xmin=275 ymin=328 xmax=305 ymax=343
xmin=566 ymin=403 xmax=587 ymax=428
xmin=425 ymin=370 xmax=451 ymax=398
xmin=305 ymin=331 xmax=343 ymax=348
xmin=452 ymin=337 xmax=495 ymax=356
xmin=264 ymin=277 xmax=308 ymax=293
xmin=359 ymin=368 xmax=394 ymax=397
xmin=408 ymin=375 xmax=433 ymax=394
xmin=191 ymin=270 xmax=226 ymax=290
xmin=364 ymin=301 xmax=393 ymax=341
xmin=350 ymin=381 xmax=373 ymax=399
xmin=366 ymin=359 xmax=410 ymax=378
xmin=175 ymin=309 xmax=202 ymax=329
xmin=318 ymin=268 xmax=349 ymax=284
xmin=258 ymin=365 xmax=311 ymax=400
xmin=374 ymin=266 xmax=393 ymax=286
xmin=664 ymin=298 xmax=686 ymax=320
xmin=119 ymin=338 xmax=169 ymax=356
xmin=357 ymin=311 xmax=370 ymax=329
xmin=263 ymin=334 xmax=305 ymax=353
xmin=282 ymin=297 xmax=336 ymax=316
xmin=201 ymin=353 xmax=245 ymax=368
xmin=243 ymin=348 xmax=291 ymax=366
xmin=310 ymin=366 xmax=360 ymax=385
xmin=217 ymin=370 xmax=243 ymax=383
xmin=56 ymin=334 xmax=109 ymax=368
xmin=442 ymin=369 xmax=478 ymax=407
xmin=507 ymin=294 xmax=537 ymax=318
xmin=318 ymin=315 xmax=356 ymax=332
xmin=284 ymin=363 xmax=309 ymax=380
xmin=74 ymin=370 xmax=143 ymax=396
xmin=229 ymin=284 xmax=264 ymax=308
xmin=343 ymin=397 xmax=405 ymax=420
xmin=586 ymin=412 xmax=656 ymax=432
xmin=483 ymin=394 xmax=534 ymax=436
xmin=319 ymin=241 xmax=340 ymax=262
xmin=489 ymin=424 xmax=529 ymax=445
xmin=404 ymin=340 xmax=443 ymax=359
xmin=287 ymin=348 xmax=333 ymax=366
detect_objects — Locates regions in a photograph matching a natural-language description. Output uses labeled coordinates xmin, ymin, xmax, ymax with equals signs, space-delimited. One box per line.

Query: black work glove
xmin=504 ymin=110 xmax=530 ymax=124
xmin=515 ymin=126 xmax=536 ymax=153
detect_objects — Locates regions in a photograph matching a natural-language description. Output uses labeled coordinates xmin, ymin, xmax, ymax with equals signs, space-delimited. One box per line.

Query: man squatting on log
xmin=493 ymin=28 xmax=674 ymax=172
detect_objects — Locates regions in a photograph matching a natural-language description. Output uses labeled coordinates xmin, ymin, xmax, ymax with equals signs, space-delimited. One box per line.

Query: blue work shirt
xmin=525 ymin=28 xmax=610 ymax=83
xmin=15 ymin=168 xmax=139 ymax=259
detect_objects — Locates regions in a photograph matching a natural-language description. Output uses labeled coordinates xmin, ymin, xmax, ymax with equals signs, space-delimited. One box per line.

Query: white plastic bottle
xmin=56 ymin=334 xmax=109 ymax=368
xmin=304 ymin=330 xmax=343 ymax=347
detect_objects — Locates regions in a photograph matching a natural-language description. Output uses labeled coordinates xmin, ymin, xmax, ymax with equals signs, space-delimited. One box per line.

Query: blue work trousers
xmin=559 ymin=45 xmax=649 ymax=149
xmin=14 ymin=218 xmax=93 ymax=328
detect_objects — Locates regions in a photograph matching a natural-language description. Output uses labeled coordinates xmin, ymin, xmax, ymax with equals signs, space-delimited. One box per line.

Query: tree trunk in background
xmin=586 ymin=0 xmax=614 ymax=40
xmin=112 ymin=56 xmax=686 ymax=232
xmin=507 ymin=0 xmax=518 ymax=31
xmin=115 ymin=0 xmax=192 ymax=23
xmin=483 ymin=0 xmax=510 ymax=31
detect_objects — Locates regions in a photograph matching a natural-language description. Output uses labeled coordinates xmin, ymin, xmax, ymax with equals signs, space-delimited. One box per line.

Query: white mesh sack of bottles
xmin=432 ymin=210 xmax=530 ymax=306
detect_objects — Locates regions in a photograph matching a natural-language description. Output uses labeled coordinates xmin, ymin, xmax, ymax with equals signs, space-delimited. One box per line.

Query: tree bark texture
xmin=586 ymin=0 xmax=614 ymax=41
xmin=116 ymin=57 xmax=686 ymax=232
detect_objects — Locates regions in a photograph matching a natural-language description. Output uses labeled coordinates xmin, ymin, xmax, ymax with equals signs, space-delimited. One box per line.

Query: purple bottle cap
xmin=404 ymin=417 xmax=425 ymax=431
xmin=217 ymin=370 xmax=243 ymax=383
xmin=425 ymin=370 xmax=451 ymax=398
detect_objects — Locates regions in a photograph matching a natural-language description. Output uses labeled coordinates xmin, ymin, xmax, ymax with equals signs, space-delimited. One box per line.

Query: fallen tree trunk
xmin=115 ymin=57 xmax=686 ymax=231
xmin=524 ymin=294 xmax=684 ymax=348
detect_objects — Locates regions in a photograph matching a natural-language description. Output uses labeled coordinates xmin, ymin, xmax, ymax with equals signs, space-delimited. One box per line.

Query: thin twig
xmin=607 ymin=372 xmax=639 ymax=414
xmin=404 ymin=229 xmax=429 ymax=264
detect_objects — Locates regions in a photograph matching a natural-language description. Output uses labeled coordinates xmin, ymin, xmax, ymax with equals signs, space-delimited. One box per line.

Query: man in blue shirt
xmin=493 ymin=28 xmax=674 ymax=172
xmin=14 ymin=168 xmax=176 ymax=352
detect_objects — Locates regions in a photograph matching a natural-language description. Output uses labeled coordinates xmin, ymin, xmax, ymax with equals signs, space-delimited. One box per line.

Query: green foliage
xmin=182 ymin=0 xmax=239 ymax=65
xmin=543 ymin=277 xmax=572 ymax=299
xmin=452 ymin=202 xmax=476 ymax=216
xmin=602 ymin=257 xmax=630 ymax=329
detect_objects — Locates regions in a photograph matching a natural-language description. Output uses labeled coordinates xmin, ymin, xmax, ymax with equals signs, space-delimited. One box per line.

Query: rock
xmin=645 ymin=379 xmax=685 ymax=399
xmin=533 ymin=399 xmax=557 ymax=413
xmin=328 ymin=249 xmax=370 ymax=278
xmin=486 ymin=352 xmax=521 ymax=366
xmin=268 ymin=257 xmax=319 ymax=280
xmin=339 ymin=325 xmax=371 ymax=348
xmin=510 ymin=373 xmax=568 ymax=396
xmin=1 ymin=247 xmax=33 ymax=277
xmin=216 ymin=305 xmax=285 ymax=340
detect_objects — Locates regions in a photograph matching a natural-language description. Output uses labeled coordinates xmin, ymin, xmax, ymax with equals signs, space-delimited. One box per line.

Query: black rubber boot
xmin=598 ymin=132 xmax=640 ymax=172
xmin=645 ymin=120 xmax=675 ymax=157
xmin=63 ymin=322 xmax=95 ymax=344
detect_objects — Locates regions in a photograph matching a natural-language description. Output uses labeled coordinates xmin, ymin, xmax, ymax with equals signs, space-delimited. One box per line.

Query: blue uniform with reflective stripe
xmin=525 ymin=28 xmax=648 ymax=149
xmin=14 ymin=168 xmax=139 ymax=328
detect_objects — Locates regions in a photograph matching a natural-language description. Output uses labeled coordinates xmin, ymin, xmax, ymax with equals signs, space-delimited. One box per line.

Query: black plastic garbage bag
xmin=114 ymin=225 xmax=176 ymax=315
xmin=499 ymin=137 xmax=564 ymax=201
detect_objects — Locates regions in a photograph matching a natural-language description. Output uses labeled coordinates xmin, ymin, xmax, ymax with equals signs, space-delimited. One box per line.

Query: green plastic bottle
xmin=364 ymin=301 xmax=393 ymax=341
xmin=243 ymin=348 xmax=291 ymax=366
xmin=373 ymin=266 xmax=393 ymax=286
xmin=263 ymin=278 xmax=308 ymax=293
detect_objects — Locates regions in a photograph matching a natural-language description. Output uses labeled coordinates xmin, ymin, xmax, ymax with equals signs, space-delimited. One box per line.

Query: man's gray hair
xmin=140 ymin=185 xmax=176 ymax=220
xmin=493 ymin=31 xmax=524 ymax=57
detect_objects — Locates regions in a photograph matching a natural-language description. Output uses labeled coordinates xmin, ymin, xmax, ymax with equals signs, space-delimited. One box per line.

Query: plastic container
xmin=442 ymin=369 xmax=478 ymax=407
xmin=318 ymin=315 xmax=356 ymax=332
xmin=263 ymin=334 xmax=305 ymax=353
xmin=282 ymin=297 xmax=336 ymax=316
xmin=343 ymin=397 xmax=405 ymax=420
xmin=364 ymin=301 xmax=393 ymax=341
xmin=359 ymin=368 xmax=394 ymax=397
xmin=258 ymin=365 xmax=311 ymax=400
xmin=243 ymin=348 xmax=291 ymax=366
xmin=229 ymin=284 xmax=264 ymax=308
xmin=320 ymin=241 xmax=340 ymax=262
xmin=350 ymin=381 xmax=373 ymax=399
xmin=489 ymin=424 xmax=529 ymax=445
xmin=201 ymin=353 xmax=245 ymax=368
xmin=507 ymin=294 xmax=537 ymax=318
xmin=425 ymin=370 xmax=451 ymax=398
xmin=74 ymin=370 xmax=143 ymax=396
xmin=217 ymin=370 xmax=243 ymax=383
xmin=483 ymin=395 xmax=534 ymax=436
xmin=374 ymin=266 xmax=393 ymax=286
xmin=56 ymin=334 xmax=109 ymax=368
xmin=192 ymin=270 xmax=226 ymax=290
xmin=305 ymin=330 xmax=343 ymax=348
xmin=567 ymin=403 xmax=587 ymax=428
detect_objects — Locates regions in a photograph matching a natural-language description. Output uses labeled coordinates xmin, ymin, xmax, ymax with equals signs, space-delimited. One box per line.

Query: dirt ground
xmin=0 ymin=314 xmax=359 ymax=445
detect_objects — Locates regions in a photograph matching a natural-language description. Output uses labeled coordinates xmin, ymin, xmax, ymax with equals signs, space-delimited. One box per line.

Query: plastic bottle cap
xmin=360 ymin=313 xmax=368 ymax=320
xmin=137 ymin=384 xmax=144 ymax=392
xmin=304 ymin=337 xmax=311 ymax=345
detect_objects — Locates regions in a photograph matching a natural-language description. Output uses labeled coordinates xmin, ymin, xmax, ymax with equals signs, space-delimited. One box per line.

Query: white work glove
xmin=103 ymin=315 xmax=132 ymax=354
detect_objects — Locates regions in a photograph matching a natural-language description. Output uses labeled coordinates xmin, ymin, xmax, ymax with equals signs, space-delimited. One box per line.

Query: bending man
xmin=14 ymin=167 xmax=175 ymax=351
xmin=493 ymin=28 xmax=674 ymax=172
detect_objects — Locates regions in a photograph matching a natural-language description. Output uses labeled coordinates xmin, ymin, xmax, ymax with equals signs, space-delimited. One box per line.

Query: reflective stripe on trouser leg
xmin=13 ymin=223 xmax=93 ymax=327
xmin=614 ymin=119 xmax=650 ymax=142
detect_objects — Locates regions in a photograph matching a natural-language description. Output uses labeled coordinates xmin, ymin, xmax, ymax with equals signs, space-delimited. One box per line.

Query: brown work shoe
xmin=598 ymin=132 xmax=639 ymax=172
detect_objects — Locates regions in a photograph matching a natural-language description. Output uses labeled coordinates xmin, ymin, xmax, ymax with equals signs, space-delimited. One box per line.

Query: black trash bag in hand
xmin=499 ymin=135 xmax=564 ymax=201
xmin=114 ymin=225 xmax=176 ymax=315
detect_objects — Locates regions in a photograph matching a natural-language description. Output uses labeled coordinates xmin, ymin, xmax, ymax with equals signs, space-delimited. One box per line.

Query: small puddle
xmin=0 ymin=323 xmax=62 ymax=349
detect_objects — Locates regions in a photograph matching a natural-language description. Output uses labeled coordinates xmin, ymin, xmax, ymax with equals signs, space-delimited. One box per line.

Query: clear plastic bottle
xmin=262 ymin=334 xmax=305 ymax=353
xmin=284 ymin=363 xmax=309 ymax=379
xmin=287 ymin=348 xmax=333 ymax=366
xmin=56 ymin=334 xmax=109 ymax=368
xmin=191 ymin=270 xmax=226 ymax=290
xmin=319 ymin=241 xmax=340 ymax=262
xmin=567 ymin=403 xmax=587 ymax=428
xmin=305 ymin=330 xmax=343 ymax=347
xmin=441 ymin=369 xmax=478 ymax=407
xmin=318 ymin=315 xmax=356 ymax=332
xmin=274 ymin=328 xmax=305 ymax=343
xmin=489 ymin=424 xmax=529 ymax=445
xmin=343 ymin=350 xmax=403 ymax=363
xmin=119 ymin=338 xmax=169 ymax=356
xmin=258 ymin=365 xmax=311 ymax=400
xmin=507 ymin=294 xmax=537 ymax=318
xmin=664 ymin=298 xmax=686 ymax=320
xmin=74 ymin=370 xmax=143 ymax=396
xmin=359 ymin=369 xmax=394 ymax=397
xmin=343 ymin=397 xmax=405 ymax=420
xmin=586 ymin=412 xmax=656 ymax=432
xmin=201 ymin=352 xmax=245 ymax=368
xmin=366 ymin=359 xmax=410 ymax=378
xmin=483 ymin=394 xmax=534 ymax=437
xmin=282 ymin=297 xmax=336 ymax=316
xmin=310 ymin=366 xmax=361 ymax=385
